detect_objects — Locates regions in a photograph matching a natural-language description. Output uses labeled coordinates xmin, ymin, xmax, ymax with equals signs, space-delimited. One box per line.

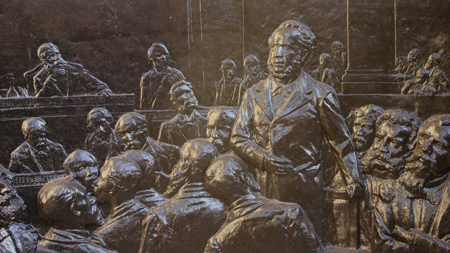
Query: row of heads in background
xmin=347 ymin=104 xmax=450 ymax=181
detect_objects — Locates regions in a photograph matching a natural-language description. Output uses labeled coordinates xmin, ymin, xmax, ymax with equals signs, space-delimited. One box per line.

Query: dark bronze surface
xmin=1 ymin=0 xmax=450 ymax=252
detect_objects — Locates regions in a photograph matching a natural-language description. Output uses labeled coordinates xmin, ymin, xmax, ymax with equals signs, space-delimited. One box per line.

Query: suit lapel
xmin=253 ymin=77 xmax=275 ymax=121
xmin=273 ymin=71 xmax=312 ymax=123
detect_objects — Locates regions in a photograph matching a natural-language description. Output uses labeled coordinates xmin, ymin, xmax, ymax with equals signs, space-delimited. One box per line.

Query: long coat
xmin=230 ymin=70 xmax=363 ymax=241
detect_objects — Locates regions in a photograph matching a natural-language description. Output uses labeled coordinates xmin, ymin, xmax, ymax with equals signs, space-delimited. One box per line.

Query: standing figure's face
xmin=116 ymin=119 xmax=147 ymax=151
xmin=245 ymin=62 xmax=260 ymax=76
xmin=39 ymin=46 xmax=63 ymax=68
xmin=172 ymin=84 xmax=198 ymax=114
xmin=88 ymin=115 xmax=112 ymax=140
xmin=332 ymin=44 xmax=344 ymax=56
xmin=268 ymin=28 xmax=305 ymax=83
xmin=206 ymin=111 xmax=233 ymax=154
xmin=222 ymin=65 xmax=236 ymax=81
xmin=149 ymin=45 xmax=169 ymax=71
xmin=352 ymin=116 xmax=376 ymax=153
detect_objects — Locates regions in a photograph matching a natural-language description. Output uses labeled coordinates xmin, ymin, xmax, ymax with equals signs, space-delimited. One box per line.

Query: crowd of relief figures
xmin=1 ymin=19 xmax=450 ymax=253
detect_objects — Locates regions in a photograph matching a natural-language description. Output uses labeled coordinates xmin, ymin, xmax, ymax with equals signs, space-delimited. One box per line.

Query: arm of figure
xmin=319 ymin=89 xmax=364 ymax=198
xmin=138 ymin=212 xmax=161 ymax=253
xmin=204 ymin=237 xmax=222 ymax=253
xmin=372 ymin=197 xmax=409 ymax=252
xmin=406 ymin=228 xmax=450 ymax=251
xmin=289 ymin=206 xmax=324 ymax=252
xmin=79 ymin=68 xmax=111 ymax=96
xmin=157 ymin=122 xmax=170 ymax=144
xmin=230 ymin=90 xmax=291 ymax=173
xmin=401 ymin=80 xmax=413 ymax=94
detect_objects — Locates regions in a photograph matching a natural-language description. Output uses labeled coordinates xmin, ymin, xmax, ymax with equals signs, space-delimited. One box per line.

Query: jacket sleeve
xmin=138 ymin=211 xmax=161 ymax=253
xmin=230 ymin=89 xmax=268 ymax=170
xmin=318 ymin=89 xmax=363 ymax=186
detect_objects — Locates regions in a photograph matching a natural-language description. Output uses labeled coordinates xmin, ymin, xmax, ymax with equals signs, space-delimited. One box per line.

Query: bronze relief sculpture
xmin=230 ymin=20 xmax=363 ymax=242
xmin=1 ymin=0 xmax=450 ymax=251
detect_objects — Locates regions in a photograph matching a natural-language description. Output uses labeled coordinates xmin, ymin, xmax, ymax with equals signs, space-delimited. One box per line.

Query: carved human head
xmin=87 ymin=108 xmax=113 ymax=139
xmin=347 ymin=104 xmax=385 ymax=153
xmin=148 ymin=43 xmax=169 ymax=71
xmin=206 ymin=106 xmax=237 ymax=154
xmin=119 ymin=150 xmax=158 ymax=191
xmin=115 ymin=112 xmax=148 ymax=151
xmin=244 ymin=54 xmax=261 ymax=75
xmin=170 ymin=80 xmax=198 ymax=114
xmin=37 ymin=43 xmax=63 ymax=68
xmin=64 ymin=150 xmax=99 ymax=192
xmin=22 ymin=117 xmax=48 ymax=150
xmin=205 ymin=154 xmax=260 ymax=206
xmin=220 ymin=59 xmax=237 ymax=81
xmin=0 ymin=179 xmax=26 ymax=227
xmin=37 ymin=176 xmax=103 ymax=229
xmin=425 ymin=53 xmax=442 ymax=69
xmin=362 ymin=109 xmax=421 ymax=178
xmin=406 ymin=114 xmax=450 ymax=181
xmin=407 ymin=48 xmax=421 ymax=62
xmin=331 ymin=41 xmax=344 ymax=56
xmin=173 ymin=139 xmax=219 ymax=184
xmin=93 ymin=157 xmax=142 ymax=205
xmin=268 ymin=20 xmax=316 ymax=83
xmin=319 ymin=53 xmax=332 ymax=66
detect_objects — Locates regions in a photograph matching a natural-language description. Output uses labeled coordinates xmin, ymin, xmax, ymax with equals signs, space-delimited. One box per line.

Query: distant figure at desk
xmin=9 ymin=117 xmax=67 ymax=174
xmin=26 ymin=43 xmax=112 ymax=97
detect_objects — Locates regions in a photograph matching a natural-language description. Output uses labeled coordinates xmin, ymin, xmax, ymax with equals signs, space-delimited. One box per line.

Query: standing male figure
xmin=230 ymin=20 xmax=363 ymax=241
xmin=214 ymin=59 xmax=243 ymax=106
xmin=424 ymin=53 xmax=449 ymax=94
xmin=140 ymin=43 xmax=185 ymax=110
xmin=242 ymin=55 xmax=268 ymax=90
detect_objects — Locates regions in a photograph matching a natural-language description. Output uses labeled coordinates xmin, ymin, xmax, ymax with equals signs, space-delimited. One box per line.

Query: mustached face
xmin=352 ymin=116 xmax=376 ymax=153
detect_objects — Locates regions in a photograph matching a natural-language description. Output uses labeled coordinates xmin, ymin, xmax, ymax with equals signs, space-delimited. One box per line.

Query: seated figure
xmin=0 ymin=178 xmax=40 ymax=253
xmin=28 ymin=43 xmax=112 ymax=97
xmin=372 ymin=114 xmax=450 ymax=251
xmin=118 ymin=150 xmax=167 ymax=208
xmin=204 ymin=155 xmax=323 ymax=253
xmin=214 ymin=59 xmax=243 ymax=106
xmin=64 ymin=150 xmax=100 ymax=192
xmin=9 ymin=117 xmax=67 ymax=173
xmin=158 ymin=80 xmax=207 ymax=147
xmin=242 ymin=55 xmax=268 ymax=90
xmin=311 ymin=53 xmax=340 ymax=92
xmin=115 ymin=112 xmax=179 ymax=192
xmin=139 ymin=139 xmax=227 ymax=253
xmin=140 ymin=43 xmax=185 ymax=110
xmin=37 ymin=176 xmax=110 ymax=253
xmin=92 ymin=157 xmax=148 ymax=253
xmin=402 ymin=69 xmax=436 ymax=95
xmin=424 ymin=53 xmax=449 ymax=94
xmin=85 ymin=108 xmax=123 ymax=166
xmin=400 ymin=48 xmax=422 ymax=79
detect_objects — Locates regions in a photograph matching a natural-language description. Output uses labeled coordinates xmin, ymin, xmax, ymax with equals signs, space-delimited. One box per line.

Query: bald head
xmin=205 ymin=155 xmax=260 ymax=205
xmin=64 ymin=150 xmax=99 ymax=190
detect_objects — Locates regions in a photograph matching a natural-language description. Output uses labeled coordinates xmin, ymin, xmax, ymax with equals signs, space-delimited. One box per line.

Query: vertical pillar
xmin=342 ymin=0 xmax=400 ymax=94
